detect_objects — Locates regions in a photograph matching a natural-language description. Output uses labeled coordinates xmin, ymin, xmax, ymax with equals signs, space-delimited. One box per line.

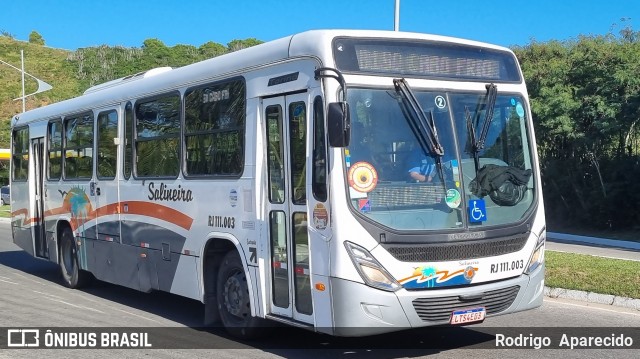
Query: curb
xmin=547 ymin=232 xmax=640 ymax=251
xmin=544 ymin=286 xmax=640 ymax=311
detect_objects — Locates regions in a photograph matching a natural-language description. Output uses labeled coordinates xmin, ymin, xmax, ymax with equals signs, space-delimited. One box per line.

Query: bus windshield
xmin=345 ymin=86 xmax=535 ymax=231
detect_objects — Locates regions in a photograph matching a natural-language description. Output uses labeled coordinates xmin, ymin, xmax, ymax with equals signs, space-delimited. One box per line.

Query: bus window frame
xmin=62 ymin=112 xmax=95 ymax=181
xmin=182 ymin=76 xmax=246 ymax=180
xmin=96 ymin=109 xmax=119 ymax=181
xmin=46 ymin=118 xmax=63 ymax=181
xmin=132 ymin=91 xmax=182 ymax=180
xmin=123 ymin=101 xmax=134 ymax=180
xmin=11 ymin=126 xmax=30 ymax=182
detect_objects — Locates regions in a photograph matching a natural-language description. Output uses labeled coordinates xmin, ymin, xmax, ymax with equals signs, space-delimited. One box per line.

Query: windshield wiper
xmin=466 ymin=83 xmax=498 ymax=175
xmin=393 ymin=78 xmax=448 ymax=195
xmin=393 ymin=78 xmax=444 ymax=157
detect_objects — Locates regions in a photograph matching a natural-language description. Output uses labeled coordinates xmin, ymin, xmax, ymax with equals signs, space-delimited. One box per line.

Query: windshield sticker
xmin=399 ymin=265 xmax=478 ymax=289
xmin=358 ymin=199 xmax=371 ymax=213
xmin=435 ymin=95 xmax=447 ymax=109
xmin=348 ymin=161 xmax=378 ymax=193
xmin=312 ymin=203 xmax=328 ymax=230
xmin=445 ymin=189 xmax=461 ymax=209
xmin=516 ymin=102 xmax=525 ymax=118
xmin=451 ymin=159 xmax=459 ymax=177
xmin=345 ymin=149 xmax=351 ymax=167
xmin=469 ymin=199 xmax=487 ymax=223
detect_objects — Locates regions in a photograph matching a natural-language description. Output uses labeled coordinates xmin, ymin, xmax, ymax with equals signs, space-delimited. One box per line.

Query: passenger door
xmin=31 ymin=137 xmax=47 ymax=258
xmin=94 ymin=109 xmax=120 ymax=243
xmin=262 ymin=93 xmax=314 ymax=323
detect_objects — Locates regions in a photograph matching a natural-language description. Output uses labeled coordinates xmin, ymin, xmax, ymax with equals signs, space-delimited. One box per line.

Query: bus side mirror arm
xmin=315 ymin=67 xmax=351 ymax=148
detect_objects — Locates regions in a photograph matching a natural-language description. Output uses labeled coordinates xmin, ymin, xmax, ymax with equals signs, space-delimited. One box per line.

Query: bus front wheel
xmin=216 ymin=250 xmax=266 ymax=339
xmin=59 ymin=228 xmax=90 ymax=288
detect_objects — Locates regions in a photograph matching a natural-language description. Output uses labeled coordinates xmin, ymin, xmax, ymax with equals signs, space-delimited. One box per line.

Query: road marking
xmin=107 ymin=307 xmax=165 ymax=324
xmin=12 ymin=272 xmax=49 ymax=285
xmin=548 ymin=298 xmax=640 ymax=317
xmin=32 ymin=290 xmax=165 ymax=324
xmin=42 ymin=296 xmax=105 ymax=314
xmin=32 ymin=290 xmax=64 ymax=299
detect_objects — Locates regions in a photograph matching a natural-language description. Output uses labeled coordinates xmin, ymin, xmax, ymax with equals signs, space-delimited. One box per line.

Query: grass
xmin=545 ymin=251 xmax=640 ymax=298
xmin=0 ymin=204 xmax=9 ymax=218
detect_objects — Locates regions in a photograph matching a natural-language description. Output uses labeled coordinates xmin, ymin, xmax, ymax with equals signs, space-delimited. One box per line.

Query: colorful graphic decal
xmin=445 ymin=189 xmax=461 ymax=209
xmin=399 ymin=265 xmax=478 ymax=289
xmin=312 ymin=203 xmax=328 ymax=230
xmin=348 ymin=161 xmax=378 ymax=193
xmin=62 ymin=186 xmax=93 ymax=229
xmin=358 ymin=199 xmax=371 ymax=213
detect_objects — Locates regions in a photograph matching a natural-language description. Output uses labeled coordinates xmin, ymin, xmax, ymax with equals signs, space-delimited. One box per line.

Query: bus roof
xmin=12 ymin=29 xmax=515 ymax=127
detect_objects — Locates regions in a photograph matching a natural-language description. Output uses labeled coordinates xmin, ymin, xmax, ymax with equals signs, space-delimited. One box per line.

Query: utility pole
xmin=21 ymin=50 xmax=25 ymax=113
xmin=394 ymin=0 xmax=400 ymax=31
xmin=0 ymin=50 xmax=53 ymax=113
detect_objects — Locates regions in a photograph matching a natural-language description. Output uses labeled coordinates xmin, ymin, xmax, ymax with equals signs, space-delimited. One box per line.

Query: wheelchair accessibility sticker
xmin=469 ymin=199 xmax=487 ymax=223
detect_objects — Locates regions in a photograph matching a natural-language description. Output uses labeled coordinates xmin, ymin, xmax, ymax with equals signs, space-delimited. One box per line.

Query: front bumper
xmin=330 ymin=262 xmax=545 ymax=337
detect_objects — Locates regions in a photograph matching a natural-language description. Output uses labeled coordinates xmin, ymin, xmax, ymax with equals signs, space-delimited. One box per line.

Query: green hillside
xmin=0 ymin=36 xmax=79 ymax=146
xmin=0 ymin=34 xmax=263 ymax=148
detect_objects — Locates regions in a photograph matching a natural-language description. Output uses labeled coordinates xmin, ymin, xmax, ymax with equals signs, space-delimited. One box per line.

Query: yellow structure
xmin=0 ymin=149 xmax=9 ymax=161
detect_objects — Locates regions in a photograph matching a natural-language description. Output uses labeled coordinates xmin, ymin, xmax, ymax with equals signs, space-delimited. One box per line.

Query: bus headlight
xmin=525 ymin=228 xmax=545 ymax=274
xmin=344 ymin=241 xmax=401 ymax=292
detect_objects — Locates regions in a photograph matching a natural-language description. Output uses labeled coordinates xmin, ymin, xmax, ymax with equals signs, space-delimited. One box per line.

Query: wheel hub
xmin=223 ymin=272 xmax=249 ymax=318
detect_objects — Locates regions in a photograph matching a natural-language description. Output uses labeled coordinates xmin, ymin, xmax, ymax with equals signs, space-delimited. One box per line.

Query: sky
xmin=0 ymin=0 xmax=638 ymax=51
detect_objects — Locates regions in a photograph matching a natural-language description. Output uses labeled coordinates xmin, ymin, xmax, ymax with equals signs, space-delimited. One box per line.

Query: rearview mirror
xmin=327 ymin=102 xmax=350 ymax=147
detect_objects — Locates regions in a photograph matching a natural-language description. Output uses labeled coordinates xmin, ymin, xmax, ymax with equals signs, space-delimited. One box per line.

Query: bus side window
xmin=289 ymin=101 xmax=306 ymax=204
xmin=312 ymin=96 xmax=327 ymax=201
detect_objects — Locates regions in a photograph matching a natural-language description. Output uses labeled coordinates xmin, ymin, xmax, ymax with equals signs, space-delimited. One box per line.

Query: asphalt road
xmin=0 ymin=221 xmax=638 ymax=358
xmin=546 ymin=241 xmax=640 ymax=261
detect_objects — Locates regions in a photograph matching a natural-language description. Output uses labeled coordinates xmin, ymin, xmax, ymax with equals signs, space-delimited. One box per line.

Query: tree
xmin=28 ymin=31 xmax=45 ymax=45
xmin=199 ymin=41 xmax=226 ymax=58
xmin=514 ymin=26 xmax=640 ymax=230
xmin=227 ymin=38 xmax=263 ymax=52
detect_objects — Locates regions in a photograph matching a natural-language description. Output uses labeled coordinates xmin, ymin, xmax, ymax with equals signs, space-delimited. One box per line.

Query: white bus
xmin=10 ymin=30 xmax=545 ymax=337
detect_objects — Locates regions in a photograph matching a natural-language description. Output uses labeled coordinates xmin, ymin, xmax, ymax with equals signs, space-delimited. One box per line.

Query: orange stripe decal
xmin=15 ymin=201 xmax=193 ymax=232
xmin=11 ymin=208 xmax=29 ymax=218
xmin=120 ymin=201 xmax=193 ymax=231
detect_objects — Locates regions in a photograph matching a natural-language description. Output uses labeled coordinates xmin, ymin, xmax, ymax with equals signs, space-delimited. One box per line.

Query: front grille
xmin=412 ymin=285 xmax=520 ymax=322
xmin=383 ymin=235 xmax=528 ymax=262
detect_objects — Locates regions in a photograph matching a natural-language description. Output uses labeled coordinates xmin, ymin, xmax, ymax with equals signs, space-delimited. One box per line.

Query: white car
xmin=1 ymin=186 xmax=9 ymax=206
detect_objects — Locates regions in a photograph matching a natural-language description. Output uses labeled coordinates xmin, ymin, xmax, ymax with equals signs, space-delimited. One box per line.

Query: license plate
xmin=449 ymin=307 xmax=486 ymax=325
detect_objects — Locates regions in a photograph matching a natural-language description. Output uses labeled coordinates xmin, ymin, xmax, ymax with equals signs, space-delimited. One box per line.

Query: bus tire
xmin=216 ymin=250 xmax=266 ymax=339
xmin=59 ymin=227 xmax=90 ymax=288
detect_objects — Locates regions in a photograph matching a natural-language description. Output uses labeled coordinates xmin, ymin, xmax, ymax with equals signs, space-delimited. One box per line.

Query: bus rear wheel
xmin=216 ymin=250 xmax=266 ymax=339
xmin=59 ymin=227 xmax=90 ymax=288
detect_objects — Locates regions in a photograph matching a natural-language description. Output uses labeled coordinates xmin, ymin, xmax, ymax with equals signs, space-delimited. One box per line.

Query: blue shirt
xmin=407 ymin=152 xmax=435 ymax=177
